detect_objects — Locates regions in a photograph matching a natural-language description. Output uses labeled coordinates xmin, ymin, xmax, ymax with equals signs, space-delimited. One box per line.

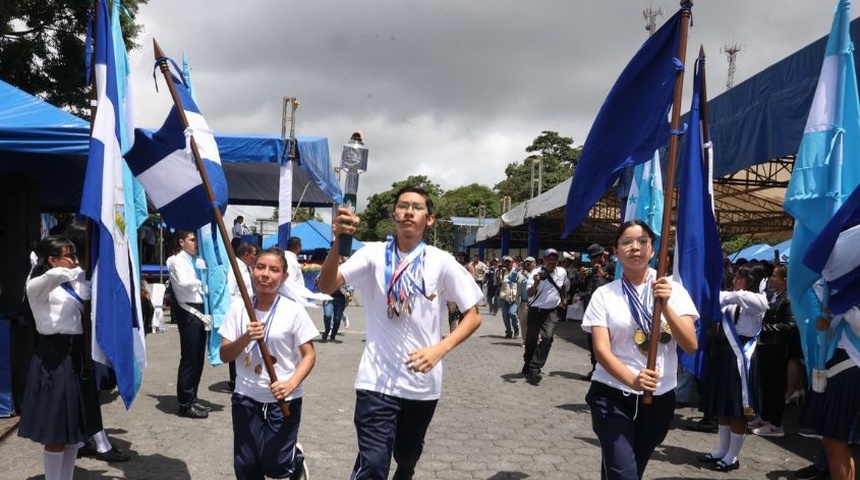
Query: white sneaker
xmin=343 ymin=316 xmax=350 ymax=329
xmin=752 ymin=423 xmax=785 ymax=437
xmin=746 ymin=417 xmax=766 ymax=430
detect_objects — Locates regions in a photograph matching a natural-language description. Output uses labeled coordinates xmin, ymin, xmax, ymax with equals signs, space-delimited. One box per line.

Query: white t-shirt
xmin=340 ymin=242 xmax=483 ymax=400
xmin=284 ymin=250 xmax=304 ymax=288
xmin=582 ymin=271 xmax=698 ymax=395
xmin=218 ymin=294 xmax=319 ymax=403
xmin=526 ymin=266 xmax=570 ymax=310
xmin=718 ymin=290 xmax=768 ymax=337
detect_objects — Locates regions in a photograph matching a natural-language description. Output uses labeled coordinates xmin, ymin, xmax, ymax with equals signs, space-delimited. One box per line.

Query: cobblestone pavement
xmin=0 ymin=303 xmax=833 ymax=479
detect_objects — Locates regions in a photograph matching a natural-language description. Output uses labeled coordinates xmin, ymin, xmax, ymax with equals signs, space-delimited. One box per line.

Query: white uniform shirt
xmin=284 ymin=250 xmax=304 ymax=288
xmin=340 ymin=242 xmax=483 ymax=400
xmin=582 ymin=272 xmax=699 ymax=395
xmin=719 ymin=290 xmax=768 ymax=337
xmin=526 ymin=266 xmax=570 ymax=310
xmin=26 ymin=267 xmax=90 ymax=335
xmin=228 ymin=262 xmax=254 ymax=302
xmin=167 ymin=251 xmax=203 ymax=304
xmin=218 ymin=295 xmax=318 ymax=403
xmin=836 ymin=307 xmax=860 ymax=367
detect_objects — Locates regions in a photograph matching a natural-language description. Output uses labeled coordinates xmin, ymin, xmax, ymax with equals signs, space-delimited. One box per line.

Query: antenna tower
xmin=721 ymin=42 xmax=743 ymax=89
xmin=643 ymin=7 xmax=663 ymax=37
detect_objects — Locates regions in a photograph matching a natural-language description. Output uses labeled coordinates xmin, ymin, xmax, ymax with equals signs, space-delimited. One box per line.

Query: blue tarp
xmin=696 ymin=18 xmax=860 ymax=177
xmin=0 ymin=79 xmax=342 ymax=209
xmin=261 ymin=219 xmax=364 ymax=253
xmin=729 ymin=243 xmax=772 ymax=262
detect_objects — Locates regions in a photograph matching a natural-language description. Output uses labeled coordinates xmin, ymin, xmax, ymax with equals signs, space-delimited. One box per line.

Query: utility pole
xmin=721 ymin=42 xmax=743 ymax=89
xmin=643 ymin=6 xmax=663 ymax=37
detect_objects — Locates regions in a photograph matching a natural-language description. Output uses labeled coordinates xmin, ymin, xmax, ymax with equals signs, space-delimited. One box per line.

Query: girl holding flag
xmin=219 ymin=246 xmax=318 ymax=480
xmin=18 ymin=236 xmax=96 ymax=480
xmin=698 ymin=264 xmax=768 ymax=472
xmin=582 ymin=220 xmax=698 ymax=480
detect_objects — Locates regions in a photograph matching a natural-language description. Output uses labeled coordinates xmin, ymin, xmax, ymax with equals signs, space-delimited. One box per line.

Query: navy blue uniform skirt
xmin=18 ymin=334 xmax=98 ymax=445
xmin=699 ymin=332 xmax=752 ymax=418
xmin=800 ymin=348 xmax=860 ymax=442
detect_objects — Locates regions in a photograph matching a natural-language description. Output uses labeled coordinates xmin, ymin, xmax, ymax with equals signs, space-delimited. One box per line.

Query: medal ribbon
xmin=60 ymin=282 xmax=85 ymax=313
xmin=245 ymin=295 xmax=281 ymax=358
xmin=621 ymin=273 xmax=654 ymax=334
xmin=384 ymin=237 xmax=427 ymax=316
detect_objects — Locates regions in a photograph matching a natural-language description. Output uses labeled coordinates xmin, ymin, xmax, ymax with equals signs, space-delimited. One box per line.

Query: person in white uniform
xmin=318 ymin=185 xmax=483 ymax=480
xmin=219 ymin=246 xmax=318 ymax=480
xmin=582 ymin=220 xmax=698 ymax=480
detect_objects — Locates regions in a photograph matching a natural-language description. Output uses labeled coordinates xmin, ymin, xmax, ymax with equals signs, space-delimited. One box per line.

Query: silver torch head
xmin=340 ymin=132 xmax=369 ymax=175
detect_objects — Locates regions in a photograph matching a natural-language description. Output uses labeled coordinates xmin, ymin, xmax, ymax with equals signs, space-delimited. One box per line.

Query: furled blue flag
xmin=197 ymin=223 xmax=231 ymax=366
xmin=784 ymin=0 xmax=860 ymax=371
xmin=563 ymin=7 xmax=685 ymax=235
xmin=278 ymin=156 xmax=293 ymax=248
xmin=674 ymin=56 xmax=724 ymax=379
xmin=80 ymin=0 xmax=146 ymax=408
xmin=804 ymin=182 xmax=860 ymax=315
xmin=124 ymin=67 xmax=227 ymax=231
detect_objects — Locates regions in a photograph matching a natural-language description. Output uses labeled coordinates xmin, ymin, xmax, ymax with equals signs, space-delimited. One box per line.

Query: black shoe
xmin=178 ymin=405 xmax=209 ymax=419
xmin=95 ymin=446 xmax=131 ymax=463
xmin=504 ymin=332 xmax=512 ymax=339
xmin=794 ymin=463 xmax=829 ymax=480
xmin=392 ymin=467 xmax=414 ymax=480
xmin=520 ymin=364 xmax=530 ymax=375
xmin=527 ymin=372 xmax=542 ymax=384
xmin=711 ymin=459 xmax=739 ymax=472
xmin=687 ymin=417 xmax=718 ymax=433
xmin=192 ymin=401 xmax=212 ymax=412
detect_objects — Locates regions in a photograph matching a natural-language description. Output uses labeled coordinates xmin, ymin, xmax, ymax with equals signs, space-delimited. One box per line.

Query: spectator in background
xmin=231 ymin=216 xmax=250 ymax=252
xmin=522 ymin=248 xmax=570 ymax=384
xmin=471 ymin=255 xmax=487 ymax=306
xmin=498 ymin=256 xmax=520 ymax=339
xmin=284 ymin=236 xmax=304 ymax=289
xmin=516 ymin=257 xmax=536 ymax=344
xmin=581 ymin=243 xmax=615 ymax=380
xmin=227 ymin=241 xmax=258 ymax=391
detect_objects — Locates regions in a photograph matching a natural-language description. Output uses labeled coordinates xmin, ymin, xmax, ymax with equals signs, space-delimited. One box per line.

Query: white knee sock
xmin=93 ymin=429 xmax=112 ymax=453
xmin=723 ymin=432 xmax=745 ymax=464
xmin=710 ymin=425 xmax=731 ymax=459
xmin=61 ymin=443 xmax=82 ymax=480
xmin=43 ymin=450 xmax=64 ymax=480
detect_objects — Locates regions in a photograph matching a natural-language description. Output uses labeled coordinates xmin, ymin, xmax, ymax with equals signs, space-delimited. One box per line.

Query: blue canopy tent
xmin=261 ymin=219 xmax=364 ymax=253
xmin=729 ymin=243 xmax=772 ymax=262
xmin=0 ymin=79 xmax=342 ymax=210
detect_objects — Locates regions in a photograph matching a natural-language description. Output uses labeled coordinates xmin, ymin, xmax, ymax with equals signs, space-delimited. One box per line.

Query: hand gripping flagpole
xmin=152 ymin=39 xmax=290 ymax=417
xmin=644 ymin=1 xmax=693 ymax=404
xmin=337 ymin=132 xmax=369 ymax=256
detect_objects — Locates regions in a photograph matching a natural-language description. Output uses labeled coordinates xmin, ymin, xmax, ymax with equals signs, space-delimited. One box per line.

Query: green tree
xmin=357 ymin=175 xmax=443 ymax=242
xmin=1 ymin=0 xmax=148 ymax=114
xmin=495 ymin=131 xmax=581 ymax=204
xmin=433 ymin=184 xmax=499 ymax=250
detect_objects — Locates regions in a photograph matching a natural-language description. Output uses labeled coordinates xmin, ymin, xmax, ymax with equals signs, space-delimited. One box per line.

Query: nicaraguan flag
xmin=784 ymin=0 xmax=860 ymax=371
xmin=564 ymin=6 xmax=684 ymax=235
xmin=278 ymin=158 xmax=293 ymax=248
xmin=125 ymin=69 xmax=227 ymax=231
xmin=675 ymin=56 xmax=724 ymax=379
xmin=804 ymin=182 xmax=860 ymax=315
xmin=80 ymin=0 xmax=145 ymax=408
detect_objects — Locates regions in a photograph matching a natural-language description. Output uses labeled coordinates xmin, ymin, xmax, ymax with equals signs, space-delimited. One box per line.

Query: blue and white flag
xmin=675 ymin=56 xmax=724 ymax=379
xmin=784 ymin=0 xmax=860 ymax=371
xmin=804 ymin=182 xmax=860 ymax=315
xmin=80 ymin=0 xmax=146 ymax=408
xmin=564 ymin=6 xmax=685 ymax=235
xmin=623 ymin=150 xmax=663 ymax=255
xmin=125 ymin=69 xmax=227 ymax=231
xmin=197 ymin=223 xmax=232 ymax=365
xmin=278 ymin=159 xmax=293 ymax=248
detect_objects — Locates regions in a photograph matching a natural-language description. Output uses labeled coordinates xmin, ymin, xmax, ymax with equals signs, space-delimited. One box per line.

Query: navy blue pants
xmin=232 ymin=393 xmax=303 ymax=480
xmin=350 ymin=389 xmax=438 ymax=480
xmin=586 ymin=382 xmax=675 ymax=480
xmin=175 ymin=302 xmax=207 ymax=408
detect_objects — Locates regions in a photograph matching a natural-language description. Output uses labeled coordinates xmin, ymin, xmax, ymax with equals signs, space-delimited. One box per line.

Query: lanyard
xmin=621 ymin=273 xmax=654 ymax=334
xmin=384 ymin=237 xmax=427 ymax=317
xmin=247 ymin=295 xmax=281 ymax=357
xmin=60 ymin=282 xmax=84 ymax=313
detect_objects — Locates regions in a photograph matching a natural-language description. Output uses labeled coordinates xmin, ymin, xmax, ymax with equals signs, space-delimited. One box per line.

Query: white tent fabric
xmin=476 ymin=177 xmax=572 ymax=241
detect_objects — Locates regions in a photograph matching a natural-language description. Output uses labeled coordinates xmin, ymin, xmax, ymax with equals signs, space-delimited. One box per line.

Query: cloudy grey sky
xmin=128 ymin=0 xmax=849 ymax=213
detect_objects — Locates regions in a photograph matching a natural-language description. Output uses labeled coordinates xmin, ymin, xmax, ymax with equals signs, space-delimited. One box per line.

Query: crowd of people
xmin=17 ymin=186 xmax=860 ymax=480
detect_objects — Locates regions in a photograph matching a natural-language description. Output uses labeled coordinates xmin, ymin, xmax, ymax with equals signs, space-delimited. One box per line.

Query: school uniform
xmin=581 ymin=270 xmax=698 ymax=480
xmin=18 ymin=267 xmax=99 ymax=445
xmin=167 ymin=251 xmax=207 ymax=410
xmin=218 ymin=294 xmax=318 ymax=480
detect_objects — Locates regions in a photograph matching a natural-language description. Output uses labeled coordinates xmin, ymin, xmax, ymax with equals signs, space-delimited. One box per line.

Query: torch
xmin=338 ymin=131 xmax=368 ymax=256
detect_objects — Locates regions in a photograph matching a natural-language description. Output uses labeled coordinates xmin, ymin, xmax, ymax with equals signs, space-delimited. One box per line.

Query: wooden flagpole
xmin=644 ymin=0 xmax=693 ymax=404
xmin=152 ymin=39 xmax=290 ymax=417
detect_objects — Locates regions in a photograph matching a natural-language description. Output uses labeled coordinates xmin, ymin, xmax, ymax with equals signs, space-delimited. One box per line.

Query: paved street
xmin=0 ymin=302 xmax=829 ymax=479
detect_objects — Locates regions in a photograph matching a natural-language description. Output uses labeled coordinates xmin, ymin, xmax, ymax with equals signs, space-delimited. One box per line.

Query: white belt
xmin=828 ymin=358 xmax=856 ymax=378
xmin=178 ymin=301 xmax=212 ymax=331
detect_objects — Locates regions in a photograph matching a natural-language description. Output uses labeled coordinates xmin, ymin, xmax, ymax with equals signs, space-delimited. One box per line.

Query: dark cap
xmin=544 ymin=248 xmax=559 ymax=258
xmin=587 ymin=243 xmax=606 ymax=257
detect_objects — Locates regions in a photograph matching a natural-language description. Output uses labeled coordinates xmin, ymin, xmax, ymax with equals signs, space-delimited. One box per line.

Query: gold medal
xmin=244 ymin=354 xmax=250 ymax=367
xmin=633 ymin=329 xmax=647 ymax=345
xmin=254 ymin=364 xmax=263 ymax=375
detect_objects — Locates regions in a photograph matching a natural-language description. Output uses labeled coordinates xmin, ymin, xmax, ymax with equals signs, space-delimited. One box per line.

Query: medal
xmin=244 ymin=354 xmax=250 ymax=367
xmin=254 ymin=364 xmax=263 ymax=375
xmin=659 ymin=321 xmax=673 ymax=344
xmin=633 ymin=329 xmax=647 ymax=346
